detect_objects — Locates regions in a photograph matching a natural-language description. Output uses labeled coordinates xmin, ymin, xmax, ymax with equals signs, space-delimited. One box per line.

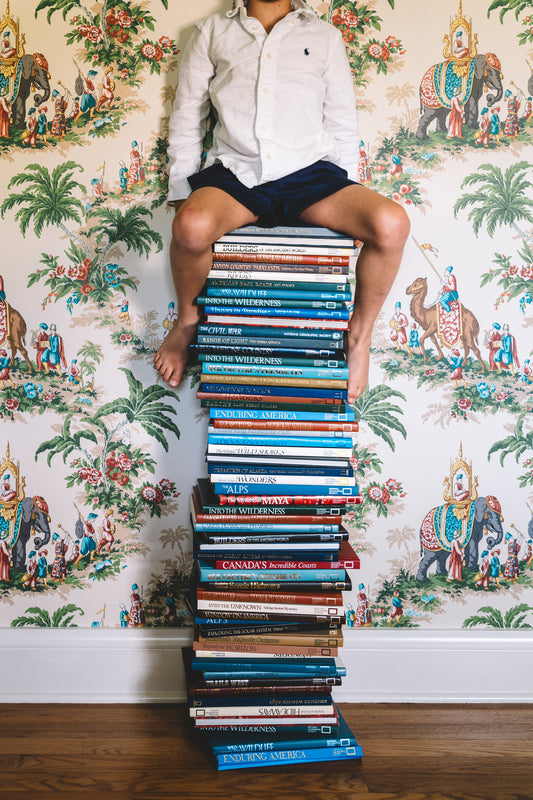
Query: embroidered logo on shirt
xmin=304 ymin=48 xmax=310 ymax=55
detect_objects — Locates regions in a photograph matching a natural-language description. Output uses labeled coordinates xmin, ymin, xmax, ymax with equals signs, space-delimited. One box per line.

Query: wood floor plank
xmin=0 ymin=703 xmax=532 ymax=800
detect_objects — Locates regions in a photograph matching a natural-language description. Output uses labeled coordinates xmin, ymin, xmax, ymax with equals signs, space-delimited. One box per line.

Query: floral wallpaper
xmin=0 ymin=0 xmax=532 ymax=631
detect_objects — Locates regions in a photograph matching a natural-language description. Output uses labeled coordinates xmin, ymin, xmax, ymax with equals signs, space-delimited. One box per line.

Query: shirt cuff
xmin=167 ymin=176 xmax=192 ymax=202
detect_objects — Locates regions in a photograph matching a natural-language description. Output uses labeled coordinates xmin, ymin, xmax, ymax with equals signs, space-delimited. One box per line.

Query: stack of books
xmin=183 ymin=225 xmax=363 ymax=770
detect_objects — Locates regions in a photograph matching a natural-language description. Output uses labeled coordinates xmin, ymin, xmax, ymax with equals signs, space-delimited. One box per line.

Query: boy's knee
xmin=375 ymin=202 xmax=410 ymax=250
xmin=172 ymin=205 xmax=216 ymax=252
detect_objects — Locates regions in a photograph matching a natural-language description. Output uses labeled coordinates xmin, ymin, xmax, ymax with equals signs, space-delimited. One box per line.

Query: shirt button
xmin=266 ymin=53 xmax=272 ymax=58
xmin=261 ymin=125 xmax=266 ymax=131
xmin=266 ymin=154 xmax=272 ymax=159
xmin=263 ymin=87 xmax=269 ymax=93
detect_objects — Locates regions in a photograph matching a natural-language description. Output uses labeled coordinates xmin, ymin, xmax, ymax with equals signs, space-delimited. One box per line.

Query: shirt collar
xmin=227 ymin=1 xmax=315 ymax=22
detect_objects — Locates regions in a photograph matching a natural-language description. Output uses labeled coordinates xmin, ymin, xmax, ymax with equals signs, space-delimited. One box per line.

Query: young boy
xmin=155 ymin=0 xmax=409 ymax=403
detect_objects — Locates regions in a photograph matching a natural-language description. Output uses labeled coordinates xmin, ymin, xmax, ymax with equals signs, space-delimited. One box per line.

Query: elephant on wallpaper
xmin=416 ymin=496 xmax=504 ymax=582
xmin=11 ymin=53 xmax=51 ymax=128
xmin=416 ymin=53 xmax=503 ymax=139
xmin=8 ymin=496 xmax=51 ymax=571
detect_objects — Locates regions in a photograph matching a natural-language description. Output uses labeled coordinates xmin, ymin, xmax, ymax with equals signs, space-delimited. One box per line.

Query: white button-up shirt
xmin=167 ymin=0 xmax=359 ymax=200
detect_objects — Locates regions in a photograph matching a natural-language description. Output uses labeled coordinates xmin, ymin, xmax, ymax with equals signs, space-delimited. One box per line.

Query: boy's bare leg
xmin=155 ymin=188 xmax=258 ymax=387
xmin=298 ymin=183 xmax=410 ymax=402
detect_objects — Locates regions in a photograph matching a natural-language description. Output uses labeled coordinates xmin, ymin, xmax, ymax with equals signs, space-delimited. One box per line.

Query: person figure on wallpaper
xmin=446 ymin=532 xmax=464 ymax=582
xmin=489 ymin=106 xmax=502 ymax=145
xmin=37 ymin=549 xmax=50 ymax=588
xmin=503 ymin=88 xmax=521 ymax=138
xmin=475 ymin=549 xmax=491 ymax=590
xmin=488 ymin=322 xmax=502 ymax=371
xmin=51 ymin=86 xmax=70 ymax=137
xmin=355 ymin=583 xmax=372 ymax=627
xmin=490 ymin=548 xmax=502 ymax=588
xmin=503 ymin=532 xmax=520 ymax=583
xmin=446 ymin=86 xmax=464 ymax=139
xmin=155 ymin=0 xmax=410 ymax=404
xmin=0 ymin=349 xmax=14 ymax=390
xmin=75 ymin=69 xmax=98 ymax=122
xmin=97 ymin=509 xmax=115 ymax=555
xmin=439 ymin=266 xmax=458 ymax=314
xmin=118 ymin=160 xmax=129 ymax=194
xmin=162 ymin=301 xmax=178 ymax=339
xmin=23 ymin=551 xmax=38 ymax=591
xmin=0 ymin=536 xmax=11 ymax=582
xmin=449 ymin=348 xmax=467 ymax=389
xmin=41 ymin=323 xmax=67 ymax=377
xmin=51 ymin=532 xmax=68 ymax=582
xmin=126 ymin=140 xmax=145 ymax=189
xmin=22 ymin=107 xmax=37 ymax=147
xmin=523 ymin=96 xmax=532 ymax=124
xmin=128 ymin=583 xmax=145 ymax=627
xmin=388 ymin=589 xmax=403 ymax=625
xmin=474 ymin=107 xmax=490 ymax=148
xmin=408 ymin=322 xmax=421 ymax=355
xmin=37 ymin=106 xmax=49 ymax=145
xmin=494 ymin=323 xmax=520 ymax=377
xmin=96 ymin=66 xmax=115 ymax=113
xmin=0 ymin=86 xmax=11 ymax=138
xmin=389 ymin=301 xmax=409 ymax=354
xmin=452 ymin=30 xmax=469 ymax=59
xmin=388 ymin=146 xmax=403 ymax=182
xmin=357 ymin=140 xmax=372 ymax=184
xmin=69 ymin=96 xmax=80 ymax=120
xmin=76 ymin=512 xmax=98 ymax=564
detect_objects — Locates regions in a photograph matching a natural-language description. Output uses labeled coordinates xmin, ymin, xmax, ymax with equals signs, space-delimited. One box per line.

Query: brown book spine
xmin=212 ymin=419 xmax=359 ymax=431
xmin=195 ymin=633 xmax=344 ymax=648
xmin=201 ymin=373 xmax=347 ymax=388
xmin=196 ymin=589 xmax=344 ymax=606
xmin=212 ymin=252 xmax=351 ymax=267
xmin=192 ymin=641 xmax=338 ymax=657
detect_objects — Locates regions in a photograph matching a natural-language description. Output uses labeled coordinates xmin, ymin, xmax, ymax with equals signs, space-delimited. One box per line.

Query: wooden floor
xmin=0 ymin=703 xmax=532 ymax=800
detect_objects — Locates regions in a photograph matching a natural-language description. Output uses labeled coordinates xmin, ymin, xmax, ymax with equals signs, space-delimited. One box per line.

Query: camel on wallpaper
xmin=406 ymin=277 xmax=485 ymax=371
xmin=2 ymin=300 xmax=33 ymax=373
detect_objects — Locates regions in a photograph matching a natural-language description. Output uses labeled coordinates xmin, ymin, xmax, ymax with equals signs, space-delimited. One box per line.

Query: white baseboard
xmin=2 ymin=628 xmax=532 ymax=703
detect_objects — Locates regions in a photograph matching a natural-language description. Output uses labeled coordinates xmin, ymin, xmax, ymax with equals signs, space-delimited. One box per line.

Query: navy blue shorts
xmin=187 ymin=160 xmax=357 ymax=228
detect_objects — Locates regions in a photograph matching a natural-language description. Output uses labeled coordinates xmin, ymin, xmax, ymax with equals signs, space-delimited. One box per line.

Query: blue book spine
xmin=208 ymin=435 xmax=355 ymax=448
xmin=198 ymin=296 xmax=346 ymax=309
xmin=194 ymin=345 xmax=340 ymax=358
xmin=198 ymin=354 xmax=346 ymax=368
xmin=197 ymin=562 xmax=345 ymax=581
xmin=191 ymin=656 xmax=339 ymax=671
xmin=201 ymin=383 xmax=346 ymax=399
xmin=206 ymin=278 xmax=349 ymax=292
xmin=216 ymin=744 xmax=362 ymax=769
xmin=197 ymin=336 xmax=343 ymax=350
xmin=212 ymin=483 xmax=358 ymax=497
xmin=195 ymin=523 xmax=341 ymax=534
xmin=198 ymin=324 xmax=344 ymax=341
xmin=202 ymin=364 xmax=349 ymax=379
xmin=204 ymin=305 xmax=350 ymax=320
xmin=209 ymin=408 xmax=356 ymax=422
xmin=206 ymin=287 xmax=351 ymax=302
xmin=207 ymin=464 xmax=352 ymax=476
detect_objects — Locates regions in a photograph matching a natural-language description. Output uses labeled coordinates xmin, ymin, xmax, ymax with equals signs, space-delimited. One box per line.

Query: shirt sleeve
xmin=167 ymin=20 xmax=215 ymax=201
xmin=321 ymin=29 xmax=359 ymax=182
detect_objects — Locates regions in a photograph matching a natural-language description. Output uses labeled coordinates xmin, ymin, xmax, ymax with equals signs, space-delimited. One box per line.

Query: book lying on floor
xmin=214 ymin=741 xmax=362 ymax=769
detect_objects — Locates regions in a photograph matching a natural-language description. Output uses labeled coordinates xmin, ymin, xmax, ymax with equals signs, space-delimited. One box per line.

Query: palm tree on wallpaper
xmin=351 ymin=385 xmax=407 ymax=452
xmin=36 ymin=369 xmax=180 ymax=518
xmin=0 ymin=161 xmax=90 ymax=256
xmin=11 ymin=604 xmax=84 ymax=628
xmin=2 ymin=160 xmax=163 ymax=308
xmin=463 ymin=604 xmax=533 ymax=629
xmin=453 ymin=162 xmax=533 ymax=243
xmin=488 ymin=413 xmax=533 ymax=489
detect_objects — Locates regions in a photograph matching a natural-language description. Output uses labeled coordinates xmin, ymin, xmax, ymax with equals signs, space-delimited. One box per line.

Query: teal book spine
xmin=209 ymin=408 xmax=356 ymax=421
xmin=206 ymin=287 xmax=351 ymax=302
xmin=197 ymin=324 xmax=344 ymax=341
xmin=197 ymin=354 xmax=346 ymax=367
xmin=204 ymin=305 xmax=350 ymax=320
xmin=198 ymin=295 xmax=347 ymax=310
xmin=215 ymin=744 xmax=362 ymax=769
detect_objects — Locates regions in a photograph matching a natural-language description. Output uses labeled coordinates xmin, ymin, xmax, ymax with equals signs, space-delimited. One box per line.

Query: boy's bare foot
xmin=154 ymin=319 xmax=198 ymax=388
xmin=344 ymin=331 xmax=371 ymax=404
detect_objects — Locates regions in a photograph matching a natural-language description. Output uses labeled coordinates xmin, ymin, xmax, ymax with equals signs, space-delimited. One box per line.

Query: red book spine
xmin=212 ymin=252 xmax=351 ymax=266
xmin=197 ymin=392 xmax=342 ymax=405
xmin=212 ymin=419 xmax=359 ymax=431
xmin=215 ymin=558 xmax=359 ymax=569
xmin=196 ymin=589 xmax=344 ymax=606
xmin=218 ymin=494 xmax=360 ymax=506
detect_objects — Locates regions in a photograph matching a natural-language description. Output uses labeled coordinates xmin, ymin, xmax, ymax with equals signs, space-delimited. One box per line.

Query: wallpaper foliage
xmin=0 ymin=0 xmax=532 ymax=631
